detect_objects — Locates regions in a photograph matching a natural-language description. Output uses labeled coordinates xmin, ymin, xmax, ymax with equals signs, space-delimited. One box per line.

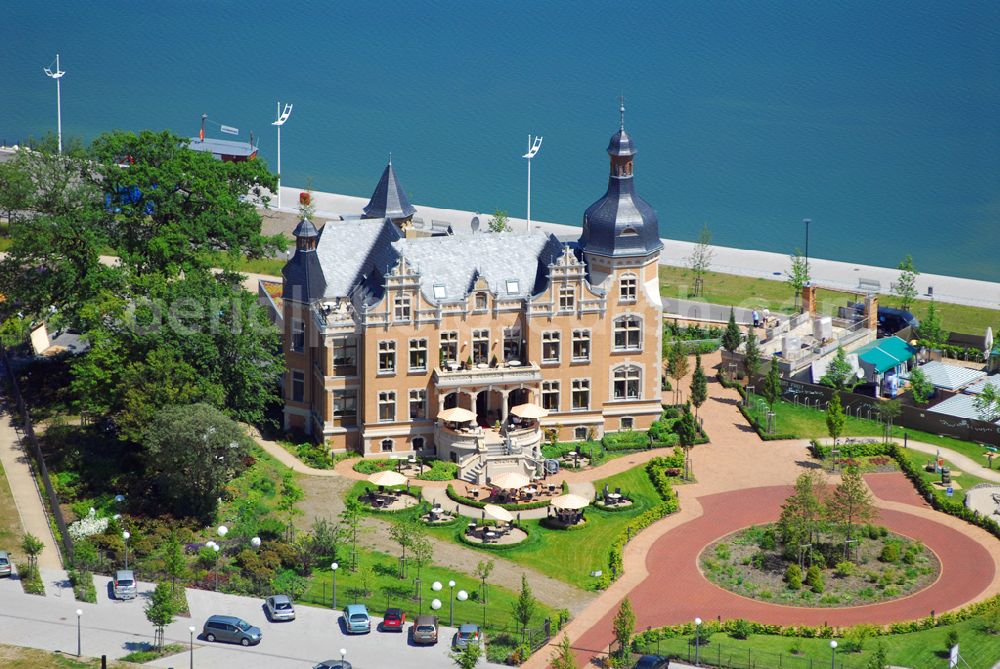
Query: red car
xmin=380 ymin=608 xmax=406 ymax=632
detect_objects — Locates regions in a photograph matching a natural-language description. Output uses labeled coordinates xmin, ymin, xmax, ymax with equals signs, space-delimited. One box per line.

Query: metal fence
xmin=0 ymin=344 xmax=74 ymax=563
xmin=634 ymin=640 xmax=866 ymax=669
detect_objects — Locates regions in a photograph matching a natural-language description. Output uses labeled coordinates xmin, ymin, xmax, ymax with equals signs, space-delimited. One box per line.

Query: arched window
xmin=613 ymin=315 xmax=642 ymax=351
xmin=613 ymin=365 xmax=642 ymax=400
xmin=412 ymin=437 xmax=425 ymax=451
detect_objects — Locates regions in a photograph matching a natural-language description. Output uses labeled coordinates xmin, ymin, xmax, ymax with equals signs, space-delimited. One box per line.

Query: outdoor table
xmin=567 ymin=451 xmax=577 ymax=457
xmin=508 ymin=360 xmax=522 ymax=367
xmin=432 ymin=506 xmax=443 ymax=513
xmin=477 ymin=363 xmax=489 ymax=369
xmin=606 ymin=493 xmax=622 ymax=503
xmin=485 ymin=531 xmax=498 ymax=542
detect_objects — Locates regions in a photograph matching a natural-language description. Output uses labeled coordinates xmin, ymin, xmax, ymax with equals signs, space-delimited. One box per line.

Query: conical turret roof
xmin=363 ymin=160 xmax=417 ymax=220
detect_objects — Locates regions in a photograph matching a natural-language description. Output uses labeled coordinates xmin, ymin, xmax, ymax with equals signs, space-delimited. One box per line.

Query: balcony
xmin=432 ymin=362 xmax=543 ymax=389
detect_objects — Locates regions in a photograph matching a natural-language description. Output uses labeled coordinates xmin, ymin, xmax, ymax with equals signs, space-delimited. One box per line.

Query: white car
xmin=264 ymin=594 xmax=296 ymax=621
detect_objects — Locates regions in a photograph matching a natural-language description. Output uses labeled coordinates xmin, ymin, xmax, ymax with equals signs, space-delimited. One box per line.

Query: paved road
xmin=0 ymin=568 xmax=505 ymax=669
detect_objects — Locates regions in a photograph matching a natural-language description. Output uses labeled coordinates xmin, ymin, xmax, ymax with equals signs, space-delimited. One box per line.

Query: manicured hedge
xmin=445 ymin=485 xmax=551 ymax=511
xmin=634 ymin=594 xmax=1000 ymax=645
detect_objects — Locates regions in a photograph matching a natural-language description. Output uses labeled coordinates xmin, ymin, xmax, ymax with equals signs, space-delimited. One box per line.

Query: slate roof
xmin=313 ymin=218 xmax=402 ymax=300
xmin=362 ymin=161 xmax=417 ymax=220
xmin=966 ymin=376 xmax=1000 ymax=396
xmin=607 ymin=128 xmax=636 ymax=157
xmin=854 ymin=336 xmax=916 ymax=374
xmin=392 ymin=231 xmax=564 ymax=304
xmin=899 ymin=360 xmax=987 ymax=391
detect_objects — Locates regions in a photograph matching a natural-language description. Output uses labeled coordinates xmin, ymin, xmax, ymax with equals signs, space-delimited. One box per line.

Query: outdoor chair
xmin=614 ymin=487 xmax=622 ymax=496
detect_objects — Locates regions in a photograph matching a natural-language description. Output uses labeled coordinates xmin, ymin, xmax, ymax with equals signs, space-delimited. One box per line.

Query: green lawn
xmin=636 ymin=617 xmax=1000 ymax=669
xmin=300 ymin=546 xmax=557 ymax=632
xmin=0 ymin=645 xmax=140 ymax=668
xmin=425 ymin=464 xmax=662 ymax=589
xmin=0 ymin=459 xmax=25 ymax=550
xmin=659 ymin=265 xmax=1000 ymax=335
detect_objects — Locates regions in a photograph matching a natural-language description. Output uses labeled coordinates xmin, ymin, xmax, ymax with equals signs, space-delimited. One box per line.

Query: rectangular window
xmin=613 ymin=366 xmax=642 ymax=400
xmin=503 ymin=326 xmax=522 ymax=362
xmin=409 ymin=389 xmax=427 ymax=420
xmin=559 ymin=286 xmax=575 ymax=312
xmin=394 ymin=295 xmax=411 ymax=320
xmin=613 ymin=316 xmax=642 ymax=351
xmin=433 ymin=284 xmax=447 ymax=300
xmin=291 ymin=370 xmax=305 ymax=402
xmin=472 ymin=329 xmax=489 ymax=364
xmin=475 ymin=292 xmax=488 ymax=311
xmin=620 ymin=416 xmax=634 ymax=430
xmin=620 ymin=274 xmax=637 ymax=302
xmin=332 ymin=389 xmax=357 ymax=417
xmin=380 ymin=439 xmax=394 ymax=452
xmin=409 ymin=338 xmax=428 ymax=372
xmin=378 ymin=340 xmax=396 ymax=374
xmin=541 ymin=381 xmax=560 ymax=412
xmin=378 ymin=391 xmax=396 ymax=422
xmin=291 ymin=319 xmax=305 ymax=353
xmin=571 ymin=379 xmax=590 ymax=411
xmin=439 ymin=332 xmax=458 ymax=366
xmin=542 ymin=331 xmax=561 ymax=363
xmin=505 ymin=279 xmax=520 ymax=294
xmin=332 ymin=337 xmax=357 ymax=367
xmin=574 ymin=426 xmax=589 ymax=441
xmin=572 ymin=329 xmax=591 ymax=362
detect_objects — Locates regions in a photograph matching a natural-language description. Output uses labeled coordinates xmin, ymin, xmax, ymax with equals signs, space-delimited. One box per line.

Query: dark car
xmin=314 ymin=662 xmax=352 ymax=669
xmin=634 ymin=655 xmax=669 ymax=669
xmin=380 ymin=607 xmax=405 ymax=632
xmin=877 ymin=307 xmax=919 ymax=338
xmin=202 ymin=615 xmax=262 ymax=646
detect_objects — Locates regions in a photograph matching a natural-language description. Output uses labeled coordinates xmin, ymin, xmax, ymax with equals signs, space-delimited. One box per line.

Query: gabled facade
xmin=280 ymin=118 xmax=664 ymax=467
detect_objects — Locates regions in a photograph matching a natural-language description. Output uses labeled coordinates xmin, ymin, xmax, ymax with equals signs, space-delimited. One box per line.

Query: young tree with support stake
xmin=689 ymin=353 xmax=708 ymax=417
xmin=722 ymin=308 xmax=741 ymax=354
xmin=826 ymin=468 xmax=876 ymax=558
xmin=685 ymin=223 xmax=715 ymax=297
xmin=512 ymin=574 xmax=536 ymax=644
xmin=667 ymin=339 xmax=689 ymax=405
xmin=877 ymin=399 xmax=901 ymax=444
xmin=762 ymin=360 xmax=783 ymax=409
xmin=893 ymin=255 xmax=919 ymax=311
xmin=743 ymin=326 xmax=761 ymax=384
xmin=611 ymin=597 xmax=636 ymax=664
xmin=550 ymin=634 xmax=578 ymax=669
xmin=475 ymin=559 xmax=495 ymax=605
xmin=787 ymin=249 xmax=810 ymax=309
xmin=826 ymin=393 xmax=845 ymax=445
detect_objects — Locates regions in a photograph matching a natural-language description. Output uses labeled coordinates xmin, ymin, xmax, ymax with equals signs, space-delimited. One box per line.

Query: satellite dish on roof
xmin=471 ymin=216 xmax=480 ymax=233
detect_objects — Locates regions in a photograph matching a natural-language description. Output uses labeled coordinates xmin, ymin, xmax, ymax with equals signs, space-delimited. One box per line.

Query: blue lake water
xmin=2 ymin=1 xmax=997 ymax=280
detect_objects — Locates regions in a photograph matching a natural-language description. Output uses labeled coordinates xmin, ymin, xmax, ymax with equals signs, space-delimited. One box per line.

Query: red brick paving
xmin=864 ymin=471 xmax=931 ymax=507
xmin=570 ymin=478 xmax=995 ymax=661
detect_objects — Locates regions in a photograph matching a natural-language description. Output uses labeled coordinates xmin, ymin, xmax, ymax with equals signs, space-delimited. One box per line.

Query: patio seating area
xmin=546 ymin=508 xmax=587 ymax=527
xmin=421 ymin=503 xmax=456 ymax=524
xmin=358 ymin=487 xmax=419 ymax=511
xmin=463 ymin=521 xmax=528 ymax=545
xmin=593 ymin=485 xmax=632 ymax=508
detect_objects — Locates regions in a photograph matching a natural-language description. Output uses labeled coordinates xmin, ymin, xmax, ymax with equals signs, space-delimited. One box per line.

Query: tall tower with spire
xmin=362 ymin=156 xmax=418 ymax=231
xmin=579 ymin=99 xmax=663 ymax=279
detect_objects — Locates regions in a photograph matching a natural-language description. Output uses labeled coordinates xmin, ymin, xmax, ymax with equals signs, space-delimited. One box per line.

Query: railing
xmin=433 ymin=362 xmax=543 ymax=388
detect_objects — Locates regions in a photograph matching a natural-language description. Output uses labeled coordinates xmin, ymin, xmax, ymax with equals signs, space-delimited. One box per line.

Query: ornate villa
xmin=273 ymin=115 xmax=664 ymax=482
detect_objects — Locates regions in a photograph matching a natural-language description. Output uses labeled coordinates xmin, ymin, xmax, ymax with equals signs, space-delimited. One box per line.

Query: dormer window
xmin=393 ymin=295 xmax=411 ymax=320
xmin=620 ymin=227 xmax=638 ymax=237
xmin=432 ymin=284 xmax=447 ymax=300
xmin=505 ymin=279 xmax=520 ymax=295
xmin=475 ymin=292 xmax=488 ymax=311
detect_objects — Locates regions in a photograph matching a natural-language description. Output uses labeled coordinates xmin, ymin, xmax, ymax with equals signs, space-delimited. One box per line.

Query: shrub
xmin=784 ymin=564 xmax=802 ymax=590
xmin=727 ymin=618 xmax=752 ymax=640
xmin=835 ymin=561 xmax=855 ymax=577
xmin=945 ymin=629 xmax=959 ymax=652
xmin=415 ymin=460 xmax=458 ymax=481
xmin=352 ymin=459 xmax=396 ymax=474
xmin=758 ymin=529 xmax=776 ymax=550
xmin=805 ymin=565 xmax=824 ymax=594
xmin=715 ymin=544 xmax=731 ymax=561
xmin=603 ymin=430 xmax=649 ymax=451
xmin=68 ymin=568 xmax=97 ymax=603
xmin=879 ymin=543 xmax=901 ymax=563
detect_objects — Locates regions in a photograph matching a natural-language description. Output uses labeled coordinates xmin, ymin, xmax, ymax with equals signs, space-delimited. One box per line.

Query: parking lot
xmin=0 ymin=568 xmax=506 ymax=669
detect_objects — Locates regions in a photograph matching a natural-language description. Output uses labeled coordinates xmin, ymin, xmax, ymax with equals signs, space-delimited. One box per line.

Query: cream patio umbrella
xmin=550 ymin=494 xmax=590 ymax=510
xmin=367 ymin=470 xmax=407 ymax=487
xmin=437 ymin=406 xmax=477 ymax=423
xmin=483 ymin=504 xmax=514 ymax=523
xmin=490 ymin=471 xmax=531 ymax=490
xmin=510 ymin=403 xmax=549 ymax=419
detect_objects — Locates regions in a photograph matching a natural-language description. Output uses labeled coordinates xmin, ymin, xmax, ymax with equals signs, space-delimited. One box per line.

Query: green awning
xmin=855 ymin=336 xmax=916 ymax=374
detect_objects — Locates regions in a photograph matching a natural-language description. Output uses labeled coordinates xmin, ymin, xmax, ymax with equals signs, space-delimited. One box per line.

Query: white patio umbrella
xmin=483 ymin=504 xmax=514 ymax=523
xmin=367 ymin=470 xmax=407 ymax=487
xmin=510 ymin=403 xmax=549 ymax=419
xmin=490 ymin=471 xmax=530 ymax=490
xmin=437 ymin=406 xmax=476 ymax=422
xmin=985 ymin=327 xmax=994 ymax=360
xmin=550 ymin=494 xmax=590 ymax=510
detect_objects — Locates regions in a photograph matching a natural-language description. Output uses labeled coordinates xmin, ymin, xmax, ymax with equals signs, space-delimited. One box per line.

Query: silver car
xmin=0 ymin=551 xmax=11 ymax=578
xmin=264 ymin=594 xmax=296 ymax=621
xmin=113 ymin=570 xmax=137 ymax=600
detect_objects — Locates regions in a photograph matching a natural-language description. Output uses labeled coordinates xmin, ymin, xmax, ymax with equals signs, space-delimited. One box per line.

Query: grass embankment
xmin=301 ymin=546 xmax=557 ymax=631
xmin=424 ymin=464 xmax=662 ymax=589
xmin=0 ymin=645 xmax=139 ymax=668
xmin=0 ymin=460 xmax=25 ymax=550
xmin=659 ymin=265 xmax=1000 ymax=334
xmin=636 ymin=620 xmax=1000 ymax=669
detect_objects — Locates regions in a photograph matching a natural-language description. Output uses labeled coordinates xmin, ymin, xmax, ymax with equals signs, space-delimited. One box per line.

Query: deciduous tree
xmin=893 ymin=255 xmax=919 ymax=311
xmin=907 ymin=367 xmax=933 ymax=405
xmin=820 ymin=347 xmax=859 ymax=391
xmin=973 ymin=385 xmax=1000 ymax=422
xmin=778 ymin=471 xmax=827 ymax=552
xmin=762 ymin=361 xmax=783 ymax=409
xmin=450 ymin=641 xmax=483 ymax=669
xmin=826 ymin=468 xmax=876 ymax=548
xmin=612 ymin=597 xmax=636 ymax=661
xmin=487 ymin=208 xmax=511 ymax=233
xmin=141 ymin=403 xmax=254 ymax=521
xmin=474 ymin=559 xmax=495 ymax=605
xmin=512 ymin=574 xmax=537 ymax=642
xmin=550 ymin=634 xmax=578 ymax=669
xmin=145 ymin=582 xmax=178 ymax=651
xmin=667 ymin=339 xmax=689 ymax=404
xmin=826 ymin=393 xmax=845 ymax=445
xmin=877 ymin=399 xmax=901 ymax=444
xmin=918 ymin=300 xmax=946 ymax=349
xmin=787 ymin=249 xmax=810 ymax=309
xmin=686 ymin=223 xmax=714 ymax=297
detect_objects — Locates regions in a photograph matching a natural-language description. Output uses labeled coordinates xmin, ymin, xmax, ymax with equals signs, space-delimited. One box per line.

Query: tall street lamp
xmin=803 ymin=218 xmax=811 ymax=279
xmin=188 ymin=625 xmax=195 ymax=669
xmin=272 ymin=102 xmax=293 ymax=211
xmin=331 ymin=562 xmax=339 ymax=610
xmin=448 ymin=580 xmax=457 ymax=627
xmin=122 ymin=531 xmax=130 ymax=570
xmin=694 ymin=617 xmax=702 ymax=666
xmin=43 ymin=54 xmax=66 ymax=154
xmin=522 ymin=135 xmax=543 ymax=232
xmin=830 ymin=639 xmax=838 ymax=669
xmin=76 ymin=609 xmax=82 ymax=657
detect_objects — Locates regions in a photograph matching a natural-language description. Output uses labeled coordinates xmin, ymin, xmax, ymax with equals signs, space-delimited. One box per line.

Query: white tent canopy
xmin=483 ymin=504 xmax=514 ymax=522
xmin=367 ymin=470 xmax=407 ymax=487
xmin=510 ymin=403 xmax=548 ymax=419
xmin=550 ymin=494 xmax=590 ymax=510
xmin=437 ymin=406 xmax=476 ymax=422
xmin=490 ymin=472 xmax=530 ymax=490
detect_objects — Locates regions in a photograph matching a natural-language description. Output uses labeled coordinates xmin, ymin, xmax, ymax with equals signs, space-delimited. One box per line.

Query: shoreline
xmin=275 ymin=185 xmax=1000 ymax=310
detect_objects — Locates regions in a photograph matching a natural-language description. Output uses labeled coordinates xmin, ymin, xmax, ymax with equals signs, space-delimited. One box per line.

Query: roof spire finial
xmin=388 ymin=151 xmax=392 ymax=166
xmin=619 ymin=93 xmax=625 ymax=131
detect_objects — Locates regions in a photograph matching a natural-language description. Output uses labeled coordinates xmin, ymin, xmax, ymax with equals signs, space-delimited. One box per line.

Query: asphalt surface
xmin=0 ymin=570 xmax=505 ymax=669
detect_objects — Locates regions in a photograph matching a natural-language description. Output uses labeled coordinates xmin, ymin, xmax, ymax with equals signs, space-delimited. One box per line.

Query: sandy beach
xmin=273 ymin=185 xmax=1000 ymax=310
